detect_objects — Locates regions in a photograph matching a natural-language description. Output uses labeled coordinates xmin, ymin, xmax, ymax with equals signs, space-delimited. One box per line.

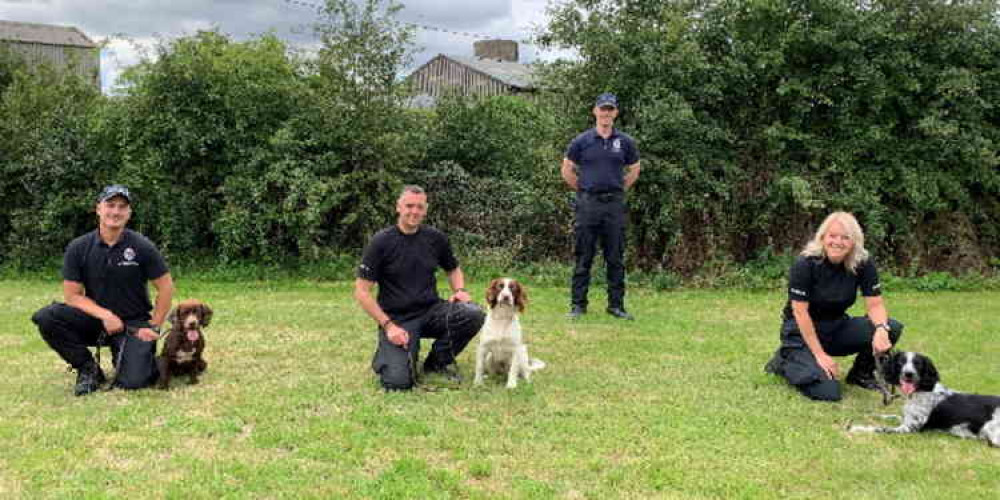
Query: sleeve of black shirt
xmin=61 ymin=237 xmax=85 ymax=283
xmin=565 ymin=134 xmax=582 ymax=164
xmin=858 ymin=258 xmax=882 ymax=297
xmin=437 ymin=231 xmax=459 ymax=273
xmin=624 ymin=135 xmax=640 ymax=165
xmin=357 ymin=234 xmax=381 ymax=282
xmin=139 ymin=236 xmax=169 ymax=280
xmin=787 ymin=256 xmax=812 ymax=302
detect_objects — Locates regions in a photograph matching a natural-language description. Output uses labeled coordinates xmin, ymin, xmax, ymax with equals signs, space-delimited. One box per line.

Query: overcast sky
xmin=1 ymin=0 xmax=562 ymax=93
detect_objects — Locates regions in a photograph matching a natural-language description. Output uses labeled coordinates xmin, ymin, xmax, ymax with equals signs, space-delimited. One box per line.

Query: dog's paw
xmin=848 ymin=424 xmax=878 ymax=433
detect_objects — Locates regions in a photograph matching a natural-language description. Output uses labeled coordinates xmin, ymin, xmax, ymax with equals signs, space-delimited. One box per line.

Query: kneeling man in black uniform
xmin=355 ymin=185 xmax=486 ymax=391
xmin=32 ymin=185 xmax=174 ymax=395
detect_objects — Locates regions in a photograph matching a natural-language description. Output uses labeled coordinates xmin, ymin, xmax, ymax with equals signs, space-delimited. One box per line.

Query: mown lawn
xmin=1 ymin=277 xmax=997 ymax=498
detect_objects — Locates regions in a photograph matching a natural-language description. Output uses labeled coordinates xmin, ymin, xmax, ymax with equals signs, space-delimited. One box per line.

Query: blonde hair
xmin=801 ymin=211 xmax=869 ymax=273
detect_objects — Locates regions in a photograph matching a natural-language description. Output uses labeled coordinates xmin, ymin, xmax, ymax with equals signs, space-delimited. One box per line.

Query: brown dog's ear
xmin=485 ymin=279 xmax=500 ymax=308
xmin=199 ymin=302 xmax=213 ymax=327
xmin=513 ymin=280 xmax=527 ymax=313
xmin=166 ymin=306 xmax=179 ymax=327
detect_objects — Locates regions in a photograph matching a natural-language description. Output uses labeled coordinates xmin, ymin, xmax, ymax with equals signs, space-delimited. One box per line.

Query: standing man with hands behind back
xmin=32 ymin=185 xmax=174 ymax=395
xmin=562 ymin=92 xmax=641 ymax=320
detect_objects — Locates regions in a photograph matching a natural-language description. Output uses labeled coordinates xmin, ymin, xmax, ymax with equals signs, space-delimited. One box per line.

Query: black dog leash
xmin=874 ymin=350 xmax=898 ymax=406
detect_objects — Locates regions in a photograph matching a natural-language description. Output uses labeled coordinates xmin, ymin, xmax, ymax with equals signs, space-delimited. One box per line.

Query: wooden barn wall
xmin=2 ymin=41 xmax=100 ymax=88
xmin=410 ymin=57 xmax=512 ymax=97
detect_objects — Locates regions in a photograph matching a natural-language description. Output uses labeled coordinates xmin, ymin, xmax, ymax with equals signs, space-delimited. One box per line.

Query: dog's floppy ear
xmin=485 ymin=279 xmax=500 ymax=308
xmin=198 ymin=302 xmax=213 ymax=328
xmin=883 ymin=351 xmax=902 ymax=385
xmin=513 ymin=280 xmax=527 ymax=313
xmin=917 ymin=354 xmax=939 ymax=391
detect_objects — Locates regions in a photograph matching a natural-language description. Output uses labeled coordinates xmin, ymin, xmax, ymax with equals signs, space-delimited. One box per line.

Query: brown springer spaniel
xmin=156 ymin=299 xmax=212 ymax=389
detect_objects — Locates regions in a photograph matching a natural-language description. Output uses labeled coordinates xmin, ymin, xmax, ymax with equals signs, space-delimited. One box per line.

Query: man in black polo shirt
xmin=32 ymin=185 xmax=174 ymax=395
xmin=561 ymin=92 xmax=641 ymax=320
xmin=355 ymin=185 xmax=486 ymax=391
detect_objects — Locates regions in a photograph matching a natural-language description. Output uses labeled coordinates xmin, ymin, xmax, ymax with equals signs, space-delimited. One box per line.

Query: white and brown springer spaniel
xmin=850 ymin=351 xmax=1000 ymax=446
xmin=474 ymin=278 xmax=545 ymax=389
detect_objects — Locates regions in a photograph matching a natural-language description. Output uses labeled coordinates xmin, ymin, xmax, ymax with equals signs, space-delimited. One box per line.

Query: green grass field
xmin=1 ymin=278 xmax=997 ymax=498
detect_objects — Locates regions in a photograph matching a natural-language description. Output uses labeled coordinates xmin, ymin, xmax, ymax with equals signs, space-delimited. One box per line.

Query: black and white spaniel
xmin=473 ymin=278 xmax=545 ymax=389
xmin=850 ymin=351 xmax=1000 ymax=446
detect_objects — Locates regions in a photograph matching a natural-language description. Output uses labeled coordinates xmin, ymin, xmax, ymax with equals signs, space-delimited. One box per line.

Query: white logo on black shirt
xmin=119 ymin=247 xmax=139 ymax=266
xmin=790 ymin=287 xmax=807 ymax=297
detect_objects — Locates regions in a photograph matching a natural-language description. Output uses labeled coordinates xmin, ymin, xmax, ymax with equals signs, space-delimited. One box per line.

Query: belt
xmin=579 ymin=191 xmax=624 ymax=202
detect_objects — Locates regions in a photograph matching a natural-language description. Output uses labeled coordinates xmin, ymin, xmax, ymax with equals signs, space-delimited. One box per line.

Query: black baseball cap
xmin=97 ymin=184 xmax=132 ymax=204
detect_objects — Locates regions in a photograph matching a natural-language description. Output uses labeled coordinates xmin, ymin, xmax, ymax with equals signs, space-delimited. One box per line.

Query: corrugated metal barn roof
xmin=446 ymin=55 xmax=535 ymax=90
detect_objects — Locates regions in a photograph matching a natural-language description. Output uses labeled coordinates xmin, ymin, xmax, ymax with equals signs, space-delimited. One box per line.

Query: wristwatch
xmin=874 ymin=323 xmax=891 ymax=333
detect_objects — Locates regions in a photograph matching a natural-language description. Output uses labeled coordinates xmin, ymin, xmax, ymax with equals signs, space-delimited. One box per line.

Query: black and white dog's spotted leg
xmin=981 ymin=409 xmax=1000 ymax=446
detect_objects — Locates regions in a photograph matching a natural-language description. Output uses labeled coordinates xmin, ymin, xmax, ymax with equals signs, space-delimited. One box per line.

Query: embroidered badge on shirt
xmin=120 ymin=247 xmax=139 ymax=266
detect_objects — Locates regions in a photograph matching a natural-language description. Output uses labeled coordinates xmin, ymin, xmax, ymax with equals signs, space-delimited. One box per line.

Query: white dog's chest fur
xmin=479 ymin=318 xmax=523 ymax=359
xmin=474 ymin=306 xmax=542 ymax=389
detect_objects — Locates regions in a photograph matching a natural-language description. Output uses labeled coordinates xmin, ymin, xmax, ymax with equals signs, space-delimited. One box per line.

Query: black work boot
xmin=845 ymin=354 xmax=879 ymax=391
xmin=605 ymin=306 xmax=634 ymax=321
xmin=74 ymin=363 xmax=106 ymax=396
xmin=567 ymin=305 xmax=586 ymax=320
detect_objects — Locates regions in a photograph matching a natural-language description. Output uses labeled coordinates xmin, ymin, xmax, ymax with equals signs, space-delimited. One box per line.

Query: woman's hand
xmin=872 ymin=328 xmax=892 ymax=354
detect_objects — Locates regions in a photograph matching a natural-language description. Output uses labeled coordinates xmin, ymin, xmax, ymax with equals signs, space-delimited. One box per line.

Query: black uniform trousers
xmin=770 ymin=316 xmax=904 ymax=401
xmin=32 ymin=303 xmax=159 ymax=389
xmin=571 ymin=191 xmax=627 ymax=310
xmin=372 ymin=301 xmax=486 ymax=391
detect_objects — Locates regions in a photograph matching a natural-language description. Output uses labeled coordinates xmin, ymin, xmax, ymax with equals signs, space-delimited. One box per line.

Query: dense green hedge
xmin=540 ymin=0 xmax=1000 ymax=274
xmin=1 ymin=0 xmax=998 ymax=276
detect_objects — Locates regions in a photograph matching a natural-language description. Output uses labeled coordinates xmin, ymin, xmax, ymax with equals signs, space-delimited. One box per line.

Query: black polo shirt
xmin=62 ymin=229 xmax=169 ymax=322
xmin=782 ymin=255 xmax=882 ymax=322
xmin=565 ymin=128 xmax=640 ymax=193
xmin=357 ymin=225 xmax=458 ymax=319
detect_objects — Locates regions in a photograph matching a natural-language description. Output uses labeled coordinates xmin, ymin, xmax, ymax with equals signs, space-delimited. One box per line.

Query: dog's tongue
xmin=187 ymin=330 xmax=199 ymax=342
xmin=901 ymin=381 xmax=917 ymax=395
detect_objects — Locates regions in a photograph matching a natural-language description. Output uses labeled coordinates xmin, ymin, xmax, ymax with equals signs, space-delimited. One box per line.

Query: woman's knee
xmin=888 ymin=318 xmax=904 ymax=343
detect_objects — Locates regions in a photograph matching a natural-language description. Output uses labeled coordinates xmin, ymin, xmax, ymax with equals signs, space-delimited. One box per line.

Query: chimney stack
xmin=474 ymin=39 xmax=518 ymax=62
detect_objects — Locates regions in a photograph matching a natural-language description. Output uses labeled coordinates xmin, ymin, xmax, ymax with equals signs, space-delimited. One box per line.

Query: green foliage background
xmin=1 ymin=0 xmax=998 ymax=276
